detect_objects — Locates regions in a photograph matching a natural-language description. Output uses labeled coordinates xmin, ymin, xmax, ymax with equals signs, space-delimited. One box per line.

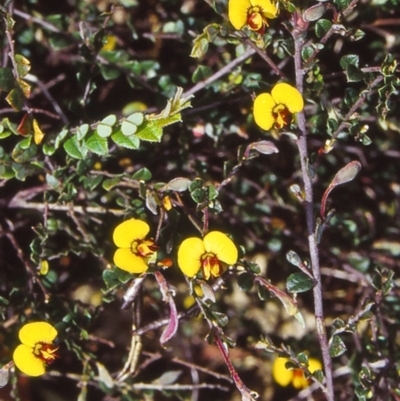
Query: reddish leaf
xmin=17 ymin=114 xmax=31 ymax=136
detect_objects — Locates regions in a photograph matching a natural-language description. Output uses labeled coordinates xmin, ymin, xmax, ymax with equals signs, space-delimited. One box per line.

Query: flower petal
xmin=308 ymin=358 xmax=322 ymax=373
xmin=272 ymin=357 xmax=293 ymax=387
xmin=292 ymin=370 xmax=309 ymax=389
xmin=271 ymin=83 xmax=304 ymax=113
xmin=177 ymin=237 xmax=205 ymax=277
xmin=13 ymin=344 xmax=46 ymax=377
xmin=203 ymin=231 xmax=238 ymax=265
xmin=251 ymin=0 xmax=278 ymax=18
xmin=228 ymin=0 xmax=251 ymax=30
xmin=113 ymin=219 xmax=150 ymax=248
xmin=254 ymin=92 xmax=276 ymax=131
xmin=19 ymin=322 xmax=57 ymax=347
xmin=114 ymin=248 xmax=149 ymax=273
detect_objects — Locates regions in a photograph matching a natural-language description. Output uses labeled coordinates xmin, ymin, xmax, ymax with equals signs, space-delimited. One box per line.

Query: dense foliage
xmin=1 ymin=0 xmax=400 ymax=400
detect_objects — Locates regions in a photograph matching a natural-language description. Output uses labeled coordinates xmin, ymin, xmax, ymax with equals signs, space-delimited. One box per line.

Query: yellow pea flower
xmin=228 ymin=0 xmax=278 ymax=34
xmin=113 ymin=219 xmax=158 ymax=274
xmin=272 ymin=357 xmax=322 ymax=389
xmin=13 ymin=322 xmax=59 ymax=377
xmin=253 ymin=83 xmax=304 ymax=131
xmin=177 ymin=231 xmax=238 ymax=280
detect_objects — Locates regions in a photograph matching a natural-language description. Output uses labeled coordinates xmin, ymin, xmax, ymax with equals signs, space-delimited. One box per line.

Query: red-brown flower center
xmin=33 ymin=342 xmax=59 ymax=364
xmin=272 ymin=104 xmax=291 ymax=129
xmin=292 ymin=368 xmax=309 ymax=388
xmin=131 ymin=239 xmax=157 ymax=257
xmin=201 ymin=253 xmax=223 ymax=280
xmin=247 ymin=6 xmax=267 ymax=33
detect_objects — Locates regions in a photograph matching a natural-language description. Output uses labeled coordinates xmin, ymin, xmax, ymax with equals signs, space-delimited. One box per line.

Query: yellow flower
xmin=178 ymin=231 xmax=238 ymax=279
xmin=253 ymin=83 xmax=304 ymax=131
xmin=272 ymin=357 xmax=322 ymax=389
xmin=13 ymin=322 xmax=58 ymax=377
xmin=113 ymin=219 xmax=158 ymax=274
xmin=228 ymin=0 xmax=278 ymax=33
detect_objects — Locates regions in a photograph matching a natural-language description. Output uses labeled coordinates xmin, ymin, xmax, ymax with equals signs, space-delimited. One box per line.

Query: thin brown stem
xmin=330 ymin=75 xmax=383 ymax=140
xmin=183 ymin=47 xmax=256 ymax=98
xmin=292 ymin=13 xmax=334 ymax=401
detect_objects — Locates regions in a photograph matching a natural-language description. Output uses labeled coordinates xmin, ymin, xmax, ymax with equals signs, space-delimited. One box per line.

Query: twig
xmin=48 ymin=371 xmax=230 ymax=392
xmin=243 ymin=36 xmax=286 ymax=78
xmin=183 ymin=47 xmax=256 ymax=98
xmin=330 ymin=75 xmax=383 ymax=140
xmin=8 ymin=200 xmax=126 ymax=216
xmin=25 ymin=73 xmax=69 ymax=124
xmin=292 ymin=13 xmax=334 ymax=401
xmin=13 ymin=8 xmax=62 ymax=33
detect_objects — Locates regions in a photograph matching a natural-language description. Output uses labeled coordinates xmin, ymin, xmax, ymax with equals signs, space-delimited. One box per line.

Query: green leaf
xmin=76 ymin=124 xmax=89 ymax=140
xmin=102 ymin=269 xmax=120 ymax=289
xmin=99 ymin=64 xmax=121 ymax=80
xmin=0 ymin=68 xmax=15 ymax=91
xmin=6 ymin=88 xmax=24 ymax=111
xmin=83 ymin=175 xmax=103 ymax=191
xmin=190 ymin=188 xmax=206 ymax=203
xmin=315 ymin=19 xmax=332 ymax=38
xmin=97 ymin=115 xmax=117 ymax=138
xmin=115 ymin=268 xmax=133 ymax=283
xmin=86 ymin=131 xmax=109 ymax=155
xmin=190 ymin=24 xmax=220 ymax=58
xmin=136 ymin=120 xmax=163 ymax=142
xmin=345 ymin=64 xmax=364 ymax=82
xmin=333 ymin=0 xmax=351 ymax=10
xmin=0 ymin=129 xmax=11 ymax=139
xmin=286 ymin=273 xmax=314 ymax=293
xmin=329 ymin=335 xmax=347 ymax=357
xmin=132 ymin=167 xmax=152 ymax=181
xmin=237 ymin=272 xmax=254 ymax=292
xmin=340 ymin=54 xmax=359 ymax=69
xmin=192 ymin=65 xmax=213 ymax=83
xmin=102 ymin=176 xmax=122 ymax=190
xmin=297 ymin=352 xmax=309 ymax=365
xmin=14 ymin=54 xmax=31 ymax=77
xmin=162 ymin=177 xmax=191 ymax=192
xmin=301 ymin=46 xmax=314 ymax=62
xmin=191 ymin=37 xmax=209 ymax=58
xmin=111 ymin=131 xmax=140 ymax=149
xmin=122 ymin=112 xmax=144 ymax=135
xmin=12 ymin=140 xmax=37 ymax=163
xmin=0 ymin=165 xmax=15 ymax=179
xmin=64 ymin=136 xmax=88 ymax=159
